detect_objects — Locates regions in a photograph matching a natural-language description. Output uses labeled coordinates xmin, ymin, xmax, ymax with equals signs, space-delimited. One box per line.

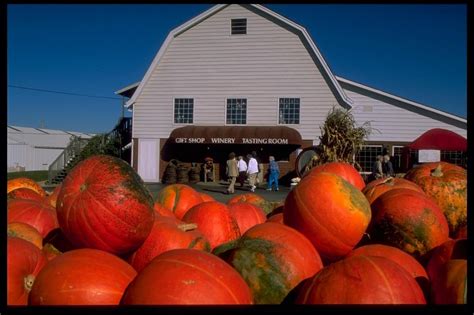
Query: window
xmin=355 ymin=145 xmax=383 ymax=173
xmin=440 ymin=151 xmax=466 ymax=167
xmin=226 ymin=99 xmax=247 ymax=124
xmin=392 ymin=145 xmax=404 ymax=172
xmin=231 ymin=19 xmax=247 ymax=35
xmin=174 ymin=98 xmax=193 ymax=124
xmin=279 ymin=98 xmax=300 ymax=124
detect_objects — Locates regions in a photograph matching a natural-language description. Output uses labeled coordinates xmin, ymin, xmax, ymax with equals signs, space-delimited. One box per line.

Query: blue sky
xmin=7 ymin=4 xmax=467 ymax=134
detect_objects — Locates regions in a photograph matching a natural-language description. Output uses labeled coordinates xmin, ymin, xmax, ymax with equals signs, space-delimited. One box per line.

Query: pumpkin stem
xmin=178 ymin=223 xmax=197 ymax=232
xmin=24 ymin=274 xmax=35 ymax=292
xmin=431 ymin=165 xmax=443 ymax=177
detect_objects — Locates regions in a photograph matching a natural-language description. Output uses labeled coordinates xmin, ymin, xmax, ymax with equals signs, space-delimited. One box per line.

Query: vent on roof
xmin=231 ymin=18 xmax=247 ymax=35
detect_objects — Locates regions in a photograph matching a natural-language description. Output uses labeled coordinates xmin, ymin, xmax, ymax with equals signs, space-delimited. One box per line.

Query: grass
xmin=7 ymin=170 xmax=49 ymax=182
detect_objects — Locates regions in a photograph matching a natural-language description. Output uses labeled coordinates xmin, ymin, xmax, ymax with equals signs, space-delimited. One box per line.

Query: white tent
xmin=7 ymin=125 xmax=94 ymax=172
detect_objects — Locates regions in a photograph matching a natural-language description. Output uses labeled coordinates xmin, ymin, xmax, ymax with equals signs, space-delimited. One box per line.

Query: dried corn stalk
xmin=312 ymin=106 xmax=372 ymax=171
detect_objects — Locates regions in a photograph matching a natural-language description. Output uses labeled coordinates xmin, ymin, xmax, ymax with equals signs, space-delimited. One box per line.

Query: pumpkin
xmin=199 ymin=192 xmax=215 ymax=202
xmin=153 ymin=202 xmax=176 ymax=218
xmin=284 ymin=172 xmax=371 ymax=262
xmin=308 ymin=161 xmax=365 ymax=190
xmin=425 ymin=239 xmax=467 ymax=304
xmin=431 ymin=259 xmax=467 ymax=304
xmin=46 ymin=183 xmax=62 ymax=208
xmin=154 ymin=184 xmax=203 ymax=220
xmin=362 ymin=177 xmax=424 ymax=205
xmin=128 ymin=215 xmax=211 ymax=272
xmin=7 ymin=188 xmax=45 ymax=203
xmin=227 ymin=193 xmax=273 ymax=215
xmin=266 ymin=213 xmax=284 ymax=224
xmin=121 ymin=249 xmax=253 ymax=305
xmin=370 ymin=188 xmax=449 ymax=257
xmin=214 ymin=222 xmax=323 ymax=304
xmin=29 ymin=248 xmax=137 ymax=305
xmin=347 ymin=244 xmax=429 ymax=293
xmin=7 ymin=237 xmax=47 ymax=305
xmin=453 ymin=225 xmax=467 ymax=239
xmin=42 ymin=243 xmax=62 ymax=261
xmin=7 ymin=177 xmax=47 ymax=197
xmin=7 ymin=222 xmax=43 ymax=249
xmin=404 ymin=162 xmax=467 ymax=237
xmin=296 ymin=255 xmax=426 ymax=304
xmin=228 ymin=202 xmax=266 ymax=234
xmin=42 ymin=228 xmax=76 ymax=253
xmin=182 ymin=201 xmax=240 ymax=250
xmin=56 ymin=155 xmax=155 ymax=255
xmin=8 ymin=199 xmax=59 ymax=238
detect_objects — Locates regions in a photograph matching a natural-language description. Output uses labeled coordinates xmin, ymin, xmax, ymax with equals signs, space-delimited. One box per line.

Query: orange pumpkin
xmin=7 ymin=188 xmax=45 ymax=203
xmin=121 ymin=249 xmax=253 ymax=305
xmin=7 ymin=177 xmax=46 ymax=197
xmin=370 ymin=188 xmax=449 ymax=257
xmin=42 ymin=243 xmax=62 ymax=261
xmin=214 ymin=222 xmax=323 ymax=304
xmin=284 ymin=172 xmax=371 ymax=262
xmin=182 ymin=201 xmax=240 ymax=250
xmin=56 ymin=155 xmax=155 ymax=255
xmin=153 ymin=202 xmax=176 ymax=218
xmin=296 ymin=255 xmax=426 ymax=304
xmin=426 ymin=239 xmax=467 ymax=304
xmin=46 ymin=183 xmax=62 ymax=208
xmin=404 ymin=162 xmax=466 ymax=236
xmin=199 ymin=192 xmax=215 ymax=202
xmin=29 ymin=248 xmax=137 ymax=305
xmin=7 ymin=237 xmax=47 ymax=305
xmin=8 ymin=199 xmax=59 ymax=238
xmin=266 ymin=213 xmax=284 ymax=224
xmin=228 ymin=202 xmax=266 ymax=234
xmin=227 ymin=193 xmax=273 ymax=215
xmin=362 ymin=177 xmax=424 ymax=204
xmin=154 ymin=184 xmax=203 ymax=219
xmin=7 ymin=222 xmax=43 ymax=249
xmin=347 ymin=244 xmax=429 ymax=295
xmin=128 ymin=215 xmax=211 ymax=272
xmin=308 ymin=161 xmax=365 ymax=190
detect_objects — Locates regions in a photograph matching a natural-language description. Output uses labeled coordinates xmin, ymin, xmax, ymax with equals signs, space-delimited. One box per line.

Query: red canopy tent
xmin=407 ymin=128 xmax=467 ymax=151
xmin=401 ymin=128 xmax=467 ymax=171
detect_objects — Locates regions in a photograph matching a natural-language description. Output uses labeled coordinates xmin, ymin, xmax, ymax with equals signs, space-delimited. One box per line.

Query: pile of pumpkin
xmin=7 ymin=155 xmax=467 ymax=305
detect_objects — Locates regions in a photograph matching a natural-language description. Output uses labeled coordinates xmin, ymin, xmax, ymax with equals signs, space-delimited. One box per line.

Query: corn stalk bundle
xmin=311 ymin=106 xmax=372 ymax=171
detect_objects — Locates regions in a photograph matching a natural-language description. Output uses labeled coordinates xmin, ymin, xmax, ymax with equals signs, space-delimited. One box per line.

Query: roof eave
xmin=126 ymin=4 xmax=353 ymax=109
xmin=336 ymin=75 xmax=467 ymax=124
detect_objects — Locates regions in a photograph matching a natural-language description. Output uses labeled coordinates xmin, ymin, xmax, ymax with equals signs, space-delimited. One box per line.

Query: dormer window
xmin=231 ymin=19 xmax=247 ymax=35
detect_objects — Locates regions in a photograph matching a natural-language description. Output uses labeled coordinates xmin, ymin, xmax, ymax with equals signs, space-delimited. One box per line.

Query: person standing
xmin=266 ymin=156 xmax=280 ymax=191
xmin=383 ymin=154 xmax=395 ymax=177
xmin=226 ymin=152 xmax=239 ymax=194
xmin=247 ymin=153 xmax=259 ymax=192
xmin=237 ymin=156 xmax=247 ymax=187
xmin=370 ymin=155 xmax=384 ymax=182
xmin=252 ymin=151 xmax=263 ymax=186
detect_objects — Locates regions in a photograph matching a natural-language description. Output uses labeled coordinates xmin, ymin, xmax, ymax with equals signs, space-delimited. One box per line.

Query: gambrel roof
xmin=125 ymin=4 xmax=353 ymax=109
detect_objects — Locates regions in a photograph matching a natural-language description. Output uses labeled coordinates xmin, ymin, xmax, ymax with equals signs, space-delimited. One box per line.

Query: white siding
xmin=34 ymin=148 xmax=63 ymax=171
xmin=345 ymin=88 xmax=467 ymax=142
xmin=133 ymin=4 xmax=340 ymax=141
xmin=8 ymin=144 xmax=32 ymax=171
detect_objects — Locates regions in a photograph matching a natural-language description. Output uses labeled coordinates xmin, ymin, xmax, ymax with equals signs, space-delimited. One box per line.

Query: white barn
xmin=7 ymin=125 xmax=94 ymax=172
xmin=117 ymin=4 xmax=467 ymax=183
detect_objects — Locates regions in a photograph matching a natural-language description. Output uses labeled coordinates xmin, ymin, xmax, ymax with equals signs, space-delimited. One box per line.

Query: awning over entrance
xmin=168 ymin=126 xmax=303 ymax=146
xmin=407 ymin=128 xmax=467 ymax=151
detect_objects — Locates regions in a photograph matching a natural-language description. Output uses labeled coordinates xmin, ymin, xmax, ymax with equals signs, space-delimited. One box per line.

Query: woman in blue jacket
xmin=266 ymin=156 xmax=280 ymax=191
